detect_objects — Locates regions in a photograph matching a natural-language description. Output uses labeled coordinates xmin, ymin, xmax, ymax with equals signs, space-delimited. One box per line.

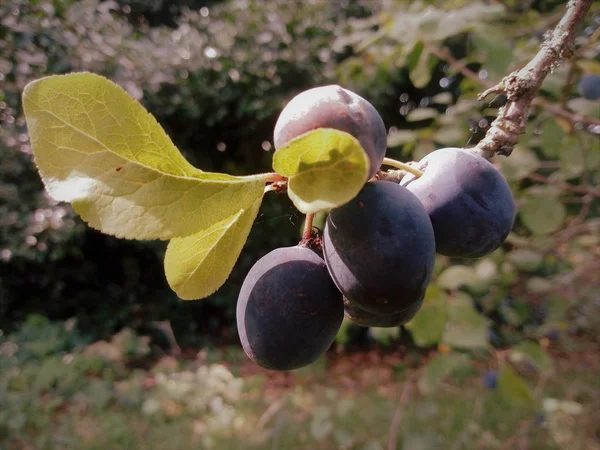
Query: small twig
xmin=474 ymin=0 xmax=594 ymax=159
xmin=151 ymin=320 xmax=182 ymax=356
xmin=500 ymin=420 xmax=534 ymax=450
xmin=425 ymin=41 xmax=600 ymax=135
xmin=256 ymin=397 xmax=286 ymax=430
xmin=526 ymin=172 xmax=600 ymax=197
xmin=376 ymin=168 xmax=407 ymax=183
xmin=387 ymin=376 xmax=416 ymax=450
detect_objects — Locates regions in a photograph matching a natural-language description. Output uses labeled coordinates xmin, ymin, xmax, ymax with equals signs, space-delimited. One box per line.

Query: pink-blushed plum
xmin=401 ymin=148 xmax=516 ymax=258
xmin=274 ymin=85 xmax=387 ymax=178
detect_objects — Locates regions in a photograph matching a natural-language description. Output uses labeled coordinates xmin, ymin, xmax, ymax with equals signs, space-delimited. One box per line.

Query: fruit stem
xmin=382 ymin=158 xmax=424 ymax=178
xmin=262 ymin=172 xmax=287 ymax=183
xmin=302 ymin=213 xmax=315 ymax=241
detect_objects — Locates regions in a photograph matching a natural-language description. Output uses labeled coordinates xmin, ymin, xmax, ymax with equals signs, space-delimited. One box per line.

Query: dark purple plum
xmin=483 ymin=371 xmax=498 ymax=390
xmin=578 ymin=74 xmax=600 ymax=100
xmin=273 ymin=85 xmax=387 ymax=178
xmin=236 ymin=246 xmax=343 ymax=371
xmin=343 ymin=297 xmax=424 ymax=328
xmin=323 ymin=181 xmax=436 ymax=315
xmin=401 ymin=147 xmax=516 ymax=258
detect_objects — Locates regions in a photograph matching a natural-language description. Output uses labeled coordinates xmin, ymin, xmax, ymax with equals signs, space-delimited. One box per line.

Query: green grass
xmin=1 ymin=316 xmax=598 ymax=450
xmin=2 ymin=345 xmax=599 ymax=450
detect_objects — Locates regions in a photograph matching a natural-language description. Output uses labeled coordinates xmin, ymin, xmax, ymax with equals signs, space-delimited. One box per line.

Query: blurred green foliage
xmin=1 ymin=0 xmax=599 ymax=357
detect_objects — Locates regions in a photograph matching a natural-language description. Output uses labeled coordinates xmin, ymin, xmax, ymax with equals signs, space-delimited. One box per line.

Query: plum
xmin=483 ymin=370 xmax=498 ymax=390
xmin=273 ymin=85 xmax=387 ymax=178
xmin=401 ymin=147 xmax=516 ymax=258
xmin=578 ymin=74 xmax=600 ymax=100
xmin=236 ymin=246 xmax=343 ymax=371
xmin=323 ymin=181 xmax=436 ymax=315
xmin=343 ymin=297 xmax=423 ymax=328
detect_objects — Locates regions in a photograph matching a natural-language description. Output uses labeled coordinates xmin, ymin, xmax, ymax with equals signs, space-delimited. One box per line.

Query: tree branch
xmin=424 ymin=39 xmax=600 ymax=132
xmin=473 ymin=0 xmax=594 ymax=159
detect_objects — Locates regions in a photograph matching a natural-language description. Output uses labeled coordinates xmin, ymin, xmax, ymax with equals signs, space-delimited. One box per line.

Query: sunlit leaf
xmin=23 ymin=73 xmax=265 ymax=240
xmin=387 ymin=130 xmax=417 ymax=148
xmin=273 ymin=128 xmax=369 ymax=214
xmin=409 ymin=48 xmax=434 ymax=89
xmin=433 ymin=126 xmax=467 ymax=145
xmin=164 ymin=196 xmax=263 ymax=300
xmin=406 ymin=108 xmax=439 ymax=122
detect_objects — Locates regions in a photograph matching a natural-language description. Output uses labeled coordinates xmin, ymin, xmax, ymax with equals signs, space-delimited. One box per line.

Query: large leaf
xmin=510 ymin=341 xmax=554 ymax=375
xmin=164 ymin=196 xmax=263 ymax=300
xmin=471 ymin=26 xmax=513 ymax=77
xmin=272 ymin=128 xmax=369 ymax=214
xmin=23 ymin=73 xmax=265 ymax=240
xmin=418 ymin=353 xmax=470 ymax=394
xmin=442 ymin=294 xmax=489 ymax=350
xmin=497 ymin=363 xmax=534 ymax=406
xmin=520 ymin=193 xmax=566 ymax=235
xmin=406 ymin=294 xmax=447 ymax=347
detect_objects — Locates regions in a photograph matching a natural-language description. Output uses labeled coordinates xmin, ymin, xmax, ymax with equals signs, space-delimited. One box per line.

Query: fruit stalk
xmin=474 ymin=0 xmax=594 ymax=160
xmin=302 ymin=213 xmax=315 ymax=241
xmin=382 ymin=158 xmax=424 ymax=178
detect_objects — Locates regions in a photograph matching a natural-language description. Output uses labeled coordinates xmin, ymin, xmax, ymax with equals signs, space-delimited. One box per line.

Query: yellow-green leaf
xmin=272 ymin=128 xmax=369 ymax=214
xmin=23 ymin=73 xmax=265 ymax=240
xmin=164 ymin=196 xmax=263 ymax=300
xmin=497 ymin=363 xmax=534 ymax=406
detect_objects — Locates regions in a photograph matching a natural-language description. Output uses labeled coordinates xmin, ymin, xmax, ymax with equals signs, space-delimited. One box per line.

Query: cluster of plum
xmin=236 ymin=86 xmax=516 ymax=371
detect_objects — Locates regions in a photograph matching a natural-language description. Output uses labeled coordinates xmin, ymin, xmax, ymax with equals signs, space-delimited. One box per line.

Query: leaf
xmin=520 ymin=194 xmax=566 ymax=235
xmin=406 ymin=294 xmax=447 ymax=347
xmin=310 ymin=406 xmax=333 ymax=441
xmin=431 ymin=92 xmax=454 ymax=105
xmin=433 ymin=126 xmax=467 ymax=145
xmin=370 ymin=326 xmax=401 ymax=346
xmin=495 ymin=145 xmax=539 ymax=181
xmin=387 ymin=130 xmax=417 ymax=148
xmin=539 ymin=118 xmax=564 ymax=159
xmin=436 ymin=265 xmax=480 ymax=290
xmin=510 ymin=341 xmax=553 ymax=375
xmin=409 ymin=48 xmax=434 ymax=89
xmin=418 ymin=353 xmax=469 ymax=394
xmin=567 ymin=98 xmax=600 ymax=118
xmin=406 ymin=108 xmax=439 ymax=122
xmin=560 ymin=136 xmax=585 ymax=179
xmin=471 ymin=26 xmax=513 ymax=77
xmin=497 ymin=363 xmax=534 ymax=406
xmin=506 ymin=249 xmax=543 ymax=272
xmin=23 ymin=73 xmax=265 ymax=240
xmin=442 ymin=294 xmax=489 ymax=350
xmin=164 ymin=196 xmax=263 ymax=300
xmin=526 ymin=277 xmax=553 ymax=294
xmin=273 ymin=128 xmax=369 ymax=214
